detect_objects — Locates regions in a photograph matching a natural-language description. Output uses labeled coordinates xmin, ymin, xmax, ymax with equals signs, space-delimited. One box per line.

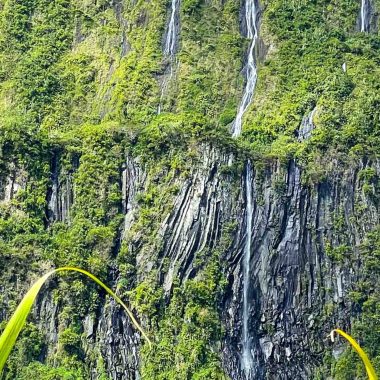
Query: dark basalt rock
xmin=24 ymin=144 xmax=378 ymax=379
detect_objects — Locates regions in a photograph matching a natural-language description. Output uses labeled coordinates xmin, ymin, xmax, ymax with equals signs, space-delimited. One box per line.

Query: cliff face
xmin=223 ymin=158 xmax=380 ymax=379
xmin=2 ymin=145 xmax=380 ymax=380
xmin=0 ymin=0 xmax=380 ymax=379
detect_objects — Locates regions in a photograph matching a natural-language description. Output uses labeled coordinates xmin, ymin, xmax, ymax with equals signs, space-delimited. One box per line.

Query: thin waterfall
xmin=158 ymin=0 xmax=180 ymax=114
xmin=242 ymin=160 xmax=254 ymax=378
xmin=232 ymin=0 xmax=259 ymax=137
xmin=361 ymin=0 xmax=370 ymax=32
xmin=158 ymin=67 xmax=174 ymax=114
xmin=298 ymin=107 xmax=317 ymax=141
xmin=232 ymin=2 xmax=260 ymax=377
xmin=164 ymin=0 xmax=180 ymax=57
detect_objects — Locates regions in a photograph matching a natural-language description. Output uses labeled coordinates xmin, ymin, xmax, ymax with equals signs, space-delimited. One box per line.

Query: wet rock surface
xmin=0 ymin=137 xmax=378 ymax=380
xmin=24 ymin=144 xmax=378 ymax=379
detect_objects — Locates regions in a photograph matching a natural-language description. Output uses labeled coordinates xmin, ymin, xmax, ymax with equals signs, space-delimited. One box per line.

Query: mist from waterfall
xmin=232 ymin=0 xmax=259 ymax=137
xmin=242 ymin=160 xmax=254 ymax=379
xmin=158 ymin=0 xmax=180 ymax=114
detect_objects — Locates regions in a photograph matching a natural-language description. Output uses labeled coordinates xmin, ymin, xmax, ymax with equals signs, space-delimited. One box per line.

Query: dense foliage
xmin=0 ymin=0 xmax=379 ymax=378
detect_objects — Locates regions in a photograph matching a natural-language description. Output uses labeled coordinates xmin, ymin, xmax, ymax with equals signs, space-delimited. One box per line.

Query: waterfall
xmin=158 ymin=0 xmax=180 ymax=114
xmin=157 ymin=65 xmax=174 ymax=114
xmin=232 ymin=0 xmax=259 ymax=137
xmin=48 ymin=179 xmax=58 ymax=220
xmin=242 ymin=160 xmax=254 ymax=378
xmin=232 ymin=2 xmax=260 ymax=376
xmin=48 ymin=156 xmax=59 ymax=221
xmin=360 ymin=0 xmax=370 ymax=32
xmin=298 ymin=107 xmax=317 ymax=141
xmin=164 ymin=0 xmax=180 ymax=57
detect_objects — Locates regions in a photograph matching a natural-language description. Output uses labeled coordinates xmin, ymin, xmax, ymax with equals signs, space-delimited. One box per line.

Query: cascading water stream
xmin=232 ymin=0 xmax=259 ymax=137
xmin=242 ymin=160 xmax=254 ymax=379
xmin=164 ymin=0 xmax=180 ymax=57
xmin=158 ymin=0 xmax=180 ymax=114
xmin=298 ymin=107 xmax=317 ymax=141
xmin=230 ymin=1 xmax=260 ymax=377
xmin=230 ymin=1 xmax=259 ymax=377
xmin=360 ymin=0 xmax=369 ymax=32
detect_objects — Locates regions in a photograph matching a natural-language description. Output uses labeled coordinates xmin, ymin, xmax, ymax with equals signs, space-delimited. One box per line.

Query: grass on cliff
xmin=0 ymin=267 xmax=378 ymax=380
xmin=0 ymin=267 xmax=151 ymax=374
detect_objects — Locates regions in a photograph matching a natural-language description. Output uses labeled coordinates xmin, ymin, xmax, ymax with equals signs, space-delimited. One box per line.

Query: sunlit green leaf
xmin=0 ymin=267 xmax=151 ymax=373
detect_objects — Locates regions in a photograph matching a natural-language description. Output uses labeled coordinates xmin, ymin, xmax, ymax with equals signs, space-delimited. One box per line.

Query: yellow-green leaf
xmin=0 ymin=267 xmax=151 ymax=373
xmin=331 ymin=328 xmax=378 ymax=380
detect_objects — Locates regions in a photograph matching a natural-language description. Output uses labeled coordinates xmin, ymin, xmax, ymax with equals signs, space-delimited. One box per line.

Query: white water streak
xmin=361 ymin=0 xmax=369 ymax=32
xmin=298 ymin=107 xmax=317 ymax=141
xmin=242 ymin=160 xmax=254 ymax=378
xmin=164 ymin=0 xmax=180 ymax=57
xmin=232 ymin=0 xmax=259 ymax=137
xmin=157 ymin=67 xmax=173 ymax=114
xmin=158 ymin=0 xmax=180 ymax=114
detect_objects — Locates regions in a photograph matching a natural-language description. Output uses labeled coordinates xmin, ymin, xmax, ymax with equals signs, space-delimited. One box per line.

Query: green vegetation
xmin=331 ymin=329 xmax=378 ymax=380
xmin=0 ymin=0 xmax=379 ymax=378
xmin=0 ymin=267 xmax=149 ymax=375
xmin=137 ymin=227 xmax=232 ymax=380
xmin=330 ymin=227 xmax=380 ymax=379
xmin=243 ymin=0 xmax=380 ymax=171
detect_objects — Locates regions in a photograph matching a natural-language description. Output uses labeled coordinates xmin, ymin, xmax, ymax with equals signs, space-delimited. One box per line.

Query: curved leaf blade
xmin=331 ymin=328 xmax=378 ymax=380
xmin=0 ymin=267 xmax=151 ymax=373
